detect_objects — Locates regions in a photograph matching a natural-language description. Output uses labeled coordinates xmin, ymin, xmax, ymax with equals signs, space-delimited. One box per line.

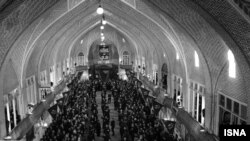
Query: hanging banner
xmin=141 ymin=88 xmax=150 ymax=97
xmin=56 ymin=97 xmax=65 ymax=111
xmin=153 ymin=100 xmax=163 ymax=115
xmin=136 ymin=79 xmax=142 ymax=88
xmin=164 ymin=120 xmax=176 ymax=135
xmin=48 ymin=104 xmax=58 ymax=119
xmin=99 ymin=45 xmax=109 ymax=60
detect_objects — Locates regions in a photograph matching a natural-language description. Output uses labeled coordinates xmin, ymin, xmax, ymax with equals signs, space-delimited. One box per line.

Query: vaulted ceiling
xmin=0 ymin=0 xmax=250 ymax=103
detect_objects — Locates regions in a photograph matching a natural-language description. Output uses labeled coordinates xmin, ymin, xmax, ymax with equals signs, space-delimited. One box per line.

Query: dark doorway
xmin=162 ymin=63 xmax=168 ymax=90
xmin=88 ymin=40 xmax=119 ymax=81
xmin=89 ymin=64 xmax=118 ymax=81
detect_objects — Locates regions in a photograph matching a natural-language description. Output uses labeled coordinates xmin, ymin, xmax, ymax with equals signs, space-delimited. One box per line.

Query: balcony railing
xmin=5 ymin=75 xmax=70 ymax=140
xmin=138 ymin=74 xmax=218 ymax=141
xmin=120 ymin=64 xmax=132 ymax=70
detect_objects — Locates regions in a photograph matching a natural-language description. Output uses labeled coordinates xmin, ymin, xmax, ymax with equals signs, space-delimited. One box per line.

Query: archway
xmin=77 ymin=52 xmax=84 ymax=66
xmin=88 ymin=40 xmax=119 ymax=81
xmin=122 ymin=51 xmax=130 ymax=65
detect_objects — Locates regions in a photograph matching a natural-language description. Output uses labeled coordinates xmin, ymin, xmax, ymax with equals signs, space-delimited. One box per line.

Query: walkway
xmin=95 ymin=91 xmax=121 ymax=141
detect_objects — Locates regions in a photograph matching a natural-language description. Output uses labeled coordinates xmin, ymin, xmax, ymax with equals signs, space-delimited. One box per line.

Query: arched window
xmin=49 ymin=66 xmax=55 ymax=86
xmin=228 ymin=50 xmax=236 ymax=78
xmin=176 ymin=52 xmax=180 ymax=60
xmin=153 ymin=64 xmax=158 ymax=85
xmin=26 ymin=76 xmax=37 ymax=104
xmin=78 ymin=52 xmax=84 ymax=66
xmin=56 ymin=62 xmax=62 ymax=83
xmin=123 ymin=51 xmax=129 ymax=65
xmin=40 ymin=70 xmax=47 ymax=86
xmin=194 ymin=51 xmax=199 ymax=67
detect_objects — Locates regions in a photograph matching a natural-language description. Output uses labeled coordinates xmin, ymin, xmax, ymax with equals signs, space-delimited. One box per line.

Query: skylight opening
xmin=195 ymin=51 xmax=199 ymax=67
xmin=228 ymin=50 xmax=236 ymax=78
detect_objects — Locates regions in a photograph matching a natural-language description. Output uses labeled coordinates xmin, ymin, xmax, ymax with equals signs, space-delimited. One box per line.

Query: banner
xmin=153 ymin=100 xmax=163 ymax=115
xmin=141 ymin=88 xmax=150 ymax=98
xmin=164 ymin=120 xmax=176 ymax=135
xmin=145 ymin=95 xmax=155 ymax=107
xmin=56 ymin=98 xmax=65 ymax=111
xmin=99 ymin=45 xmax=109 ymax=60
xmin=48 ymin=104 xmax=58 ymax=119
xmin=136 ymin=79 xmax=142 ymax=88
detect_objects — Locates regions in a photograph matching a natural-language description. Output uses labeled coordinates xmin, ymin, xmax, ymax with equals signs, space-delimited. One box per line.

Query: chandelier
xmin=96 ymin=1 xmax=104 ymax=15
xmin=96 ymin=0 xmax=106 ymax=43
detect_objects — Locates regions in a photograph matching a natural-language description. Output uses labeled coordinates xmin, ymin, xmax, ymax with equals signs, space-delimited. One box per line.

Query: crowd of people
xmin=111 ymin=79 xmax=176 ymax=141
xmin=40 ymin=72 xmax=177 ymax=141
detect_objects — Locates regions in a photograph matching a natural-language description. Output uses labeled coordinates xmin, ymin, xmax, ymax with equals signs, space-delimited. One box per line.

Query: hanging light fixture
xmin=101 ymin=36 xmax=105 ymax=41
xmin=96 ymin=4 xmax=104 ymax=15
xmin=102 ymin=14 xmax=107 ymax=25
xmin=100 ymin=25 xmax=104 ymax=30
xmin=101 ymin=32 xmax=104 ymax=36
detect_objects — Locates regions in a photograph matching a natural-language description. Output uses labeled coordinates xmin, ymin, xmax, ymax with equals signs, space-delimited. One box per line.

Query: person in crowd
xmin=108 ymin=93 xmax=112 ymax=104
xmin=111 ymin=118 xmax=115 ymax=136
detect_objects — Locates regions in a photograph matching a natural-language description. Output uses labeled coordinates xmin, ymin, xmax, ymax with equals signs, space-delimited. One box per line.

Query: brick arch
xmin=123 ymin=51 xmax=129 ymax=55
xmin=145 ymin=0 xmax=250 ymax=127
xmin=69 ymin=24 xmax=137 ymax=64
xmin=4 ymin=0 xmax=208 ymax=101
xmin=78 ymin=52 xmax=84 ymax=56
xmin=21 ymin=0 xmax=180 ymax=91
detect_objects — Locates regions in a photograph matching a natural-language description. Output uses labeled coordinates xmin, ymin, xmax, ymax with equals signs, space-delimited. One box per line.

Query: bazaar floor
xmin=95 ymin=91 xmax=121 ymax=141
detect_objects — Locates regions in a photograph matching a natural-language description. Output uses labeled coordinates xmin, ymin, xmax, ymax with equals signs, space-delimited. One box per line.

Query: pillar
xmin=12 ymin=98 xmax=16 ymax=126
xmin=6 ymin=102 xmax=11 ymax=133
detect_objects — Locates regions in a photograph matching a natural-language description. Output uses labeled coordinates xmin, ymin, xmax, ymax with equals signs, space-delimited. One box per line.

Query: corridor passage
xmin=95 ymin=91 xmax=120 ymax=141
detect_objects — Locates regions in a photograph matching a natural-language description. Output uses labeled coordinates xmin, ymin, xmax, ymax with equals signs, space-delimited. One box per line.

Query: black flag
xmin=147 ymin=95 xmax=156 ymax=104
xmin=136 ymin=80 xmax=142 ymax=88
xmin=56 ymin=97 xmax=65 ymax=111
xmin=48 ymin=104 xmax=58 ymax=119
xmin=141 ymin=88 xmax=150 ymax=98
xmin=164 ymin=120 xmax=176 ymax=135
xmin=152 ymin=100 xmax=163 ymax=115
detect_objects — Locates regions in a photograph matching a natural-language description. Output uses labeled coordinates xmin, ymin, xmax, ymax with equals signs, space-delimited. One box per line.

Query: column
xmin=180 ymin=78 xmax=183 ymax=107
xmin=6 ymin=102 xmax=11 ymax=133
xmin=196 ymin=92 xmax=199 ymax=121
xmin=12 ymin=98 xmax=16 ymax=126
xmin=17 ymin=94 xmax=23 ymax=120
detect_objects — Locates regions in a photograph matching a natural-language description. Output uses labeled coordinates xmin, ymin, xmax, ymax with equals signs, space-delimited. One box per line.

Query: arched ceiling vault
xmin=69 ymin=22 xmax=139 ymax=59
xmin=28 ymin=0 xmax=180 ymax=82
xmin=21 ymin=0 xmax=205 ymax=89
xmin=69 ymin=23 xmax=138 ymax=59
xmin=58 ymin=7 xmax=173 ymax=61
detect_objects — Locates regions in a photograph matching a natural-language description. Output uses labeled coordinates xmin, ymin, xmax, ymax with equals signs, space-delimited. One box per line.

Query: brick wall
xmin=0 ymin=0 xmax=59 ymax=70
xmin=144 ymin=0 xmax=250 ymax=133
